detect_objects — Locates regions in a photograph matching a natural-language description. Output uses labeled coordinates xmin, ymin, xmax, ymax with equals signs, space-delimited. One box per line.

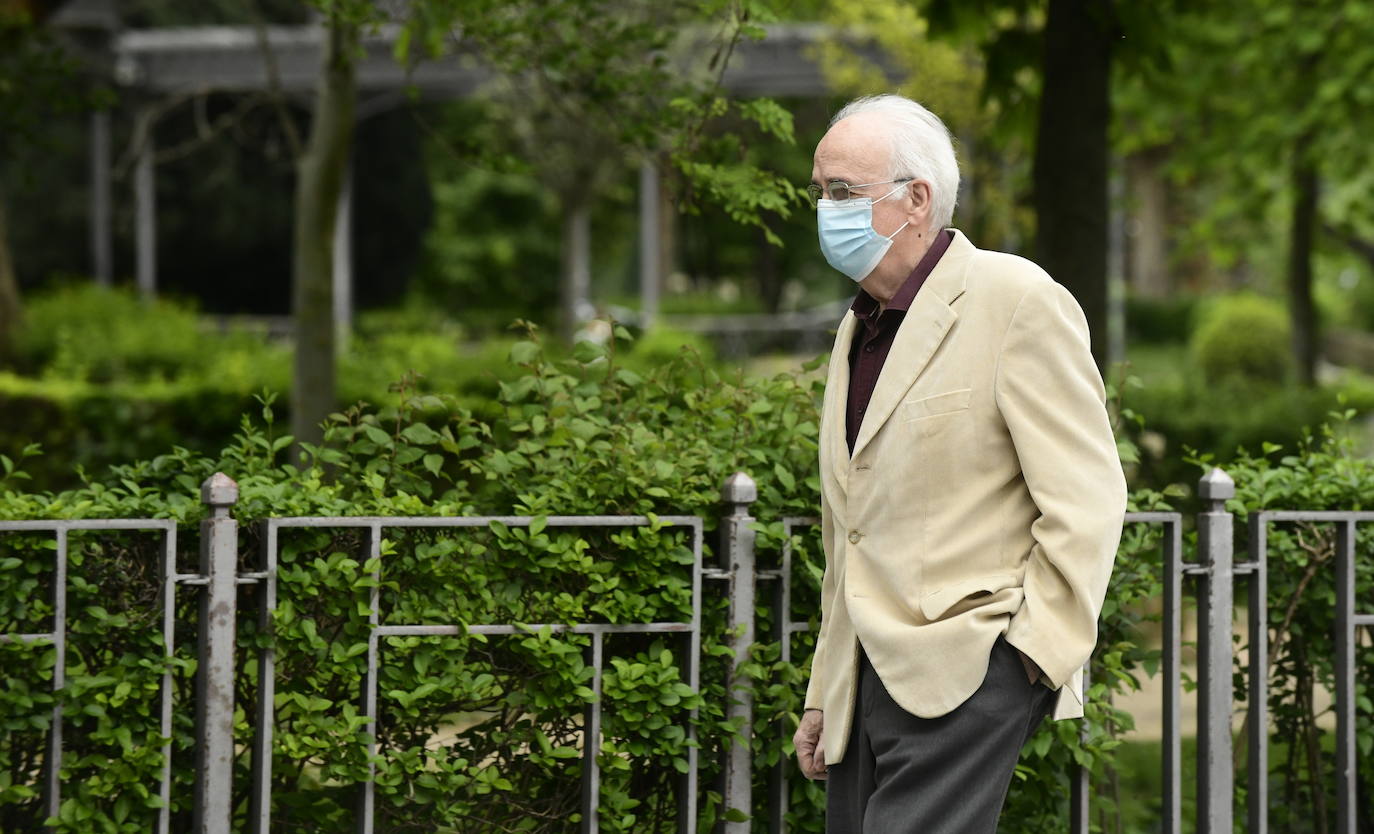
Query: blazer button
xmin=848 ymin=530 xmax=862 ymax=544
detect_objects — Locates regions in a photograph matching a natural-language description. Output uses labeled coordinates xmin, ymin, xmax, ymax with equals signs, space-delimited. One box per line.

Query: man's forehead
xmin=814 ymin=114 xmax=889 ymax=181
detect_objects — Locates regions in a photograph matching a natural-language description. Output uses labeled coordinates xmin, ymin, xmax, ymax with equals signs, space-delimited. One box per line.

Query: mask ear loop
xmin=877 ymin=181 xmax=911 ymax=202
xmin=876 ymin=181 xmax=913 ymax=242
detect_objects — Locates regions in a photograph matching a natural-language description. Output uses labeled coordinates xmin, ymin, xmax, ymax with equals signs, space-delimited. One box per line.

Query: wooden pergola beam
xmin=112 ymin=23 xmax=880 ymax=98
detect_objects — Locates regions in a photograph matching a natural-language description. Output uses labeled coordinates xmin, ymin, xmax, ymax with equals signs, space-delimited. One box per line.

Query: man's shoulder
xmin=966 ymin=244 xmax=1053 ymax=293
xmin=960 ymin=242 xmax=1055 ymax=315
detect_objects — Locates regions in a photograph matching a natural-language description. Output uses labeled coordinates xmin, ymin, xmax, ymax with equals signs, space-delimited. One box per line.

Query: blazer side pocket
xmin=902 ymin=387 xmax=972 ymax=422
xmin=919 ymin=573 xmax=1020 ymax=621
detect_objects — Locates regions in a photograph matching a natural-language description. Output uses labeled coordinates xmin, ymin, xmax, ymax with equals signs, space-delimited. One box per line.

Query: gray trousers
xmin=825 ymin=633 xmax=1058 ymax=833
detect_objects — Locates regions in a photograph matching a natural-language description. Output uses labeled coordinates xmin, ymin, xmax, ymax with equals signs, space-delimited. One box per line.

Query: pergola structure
xmin=53 ymin=3 xmax=892 ymax=332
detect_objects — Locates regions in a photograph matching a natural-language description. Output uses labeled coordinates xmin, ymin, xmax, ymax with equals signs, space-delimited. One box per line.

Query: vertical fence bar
xmin=768 ymin=523 xmax=795 ymax=833
xmin=1334 ymin=520 xmax=1356 ymax=834
xmin=1070 ymin=658 xmax=1090 ymax=833
xmin=1164 ymin=518 xmax=1183 ymax=834
xmin=1247 ymin=515 xmax=1269 ymax=834
xmin=158 ymin=526 xmax=178 ymax=834
xmin=46 ymin=527 xmax=68 ymax=821
xmin=249 ymin=520 xmax=279 ymax=834
xmin=1196 ymin=468 xmax=1235 ymax=834
xmin=580 ymin=631 xmax=605 ymax=834
xmin=357 ymin=524 xmax=383 ymax=834
xmin=193 ymin=474 xmax=239 ymax=834
xmin=677 ymin=519 xmax=703 ymax=834
xmin=720 ymin=473 xmax=758 ymax=833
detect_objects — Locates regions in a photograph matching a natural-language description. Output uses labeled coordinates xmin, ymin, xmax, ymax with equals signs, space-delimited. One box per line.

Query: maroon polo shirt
xmin=845 ymin=229 xmax=954 ymax=455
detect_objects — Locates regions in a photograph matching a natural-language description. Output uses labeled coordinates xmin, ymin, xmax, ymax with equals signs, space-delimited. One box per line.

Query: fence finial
xmin=201 ymin=472 xmax=239 ymax=516
xmin=1197 ymin=467 xmax=1234 ymax=507
xmin=720 ymin=471 xmax=757 ymax=506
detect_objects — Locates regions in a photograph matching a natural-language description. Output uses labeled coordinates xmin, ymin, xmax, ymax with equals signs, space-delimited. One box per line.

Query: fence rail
xmin=1 ymin=467 xmax=1369 ymax=833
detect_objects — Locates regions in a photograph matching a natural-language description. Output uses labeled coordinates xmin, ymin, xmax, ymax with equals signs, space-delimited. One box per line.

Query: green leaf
xmin=402 ymin=423 xmax=442 ymax=445
xmin=572 ymin=340 xmax=606 ymax=363
xmin=363 ymin=424 xmax=393 ymax=447
xmin=774 ymin=463 xmax=795 ymax=491
xmin=509 ymin=341 xmax=540 ymax=365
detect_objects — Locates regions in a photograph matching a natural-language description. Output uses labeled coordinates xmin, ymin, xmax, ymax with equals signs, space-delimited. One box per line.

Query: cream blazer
xmin=803 ymin=229 xmax=1128 ymax=765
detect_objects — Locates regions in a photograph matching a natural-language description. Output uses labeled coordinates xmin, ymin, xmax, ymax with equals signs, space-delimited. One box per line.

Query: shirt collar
xmin=849 ymin=228 xmax=955 ymax=320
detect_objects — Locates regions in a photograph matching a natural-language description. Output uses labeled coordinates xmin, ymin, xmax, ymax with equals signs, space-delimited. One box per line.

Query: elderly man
xmin=792 ymin=93 xmax=1127 ymax=832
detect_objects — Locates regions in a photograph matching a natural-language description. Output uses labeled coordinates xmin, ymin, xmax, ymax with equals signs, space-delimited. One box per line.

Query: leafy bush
xmin=1189 ymin=292 xmax=1293 ymax=386
xmin=0 ymin=331 xmax=824 ymax=832
xmin=0 ymin=327 xmax=1181 ymax=833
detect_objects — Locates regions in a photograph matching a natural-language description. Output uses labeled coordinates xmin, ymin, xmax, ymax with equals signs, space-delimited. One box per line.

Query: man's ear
xmin=907 ymin=180 xmax=933 ymax=225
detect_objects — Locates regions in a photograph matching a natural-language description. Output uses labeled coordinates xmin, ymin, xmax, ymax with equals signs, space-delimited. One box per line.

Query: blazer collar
xmin=828 ymin=229 xmax=977 ymax=471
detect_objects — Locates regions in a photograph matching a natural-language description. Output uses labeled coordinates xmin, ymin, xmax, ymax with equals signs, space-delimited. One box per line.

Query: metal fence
xmin=1 ymin=467 xmax=1369 ymax=833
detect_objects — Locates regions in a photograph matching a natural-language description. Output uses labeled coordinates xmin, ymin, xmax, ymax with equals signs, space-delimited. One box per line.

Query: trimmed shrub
xmin=1189 ymin=293 xmax=1293 ymax=385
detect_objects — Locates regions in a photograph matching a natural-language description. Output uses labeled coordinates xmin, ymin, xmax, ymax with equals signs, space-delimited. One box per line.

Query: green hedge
xmin=1115 ymin=337 xmax=1374 ymax=490
xmin=0 ymin=286 xmax=721 ymax=493
xmin=4 ymin=327 xmax=1370 ymax=832
xmin=1124 ymin=293 xmax=1202 ymax=346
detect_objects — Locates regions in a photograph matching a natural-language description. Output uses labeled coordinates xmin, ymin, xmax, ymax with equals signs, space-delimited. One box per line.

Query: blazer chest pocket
xmin=902 ymin=387 xmax=972 ymax=423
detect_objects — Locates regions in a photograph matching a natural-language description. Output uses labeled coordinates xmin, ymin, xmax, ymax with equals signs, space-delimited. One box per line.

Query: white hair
xmin=831 ymin=94 xmax=960 ymax=231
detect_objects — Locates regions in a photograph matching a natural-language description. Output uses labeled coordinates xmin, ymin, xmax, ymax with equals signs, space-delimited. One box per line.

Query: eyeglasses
xmin=806 ymin=177 xmax=913 ymax=207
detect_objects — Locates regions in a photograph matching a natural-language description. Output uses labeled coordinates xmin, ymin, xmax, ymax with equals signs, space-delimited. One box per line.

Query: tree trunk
xmin=1288 ymin=144 xmax=1318 ymax=387
xmin=756 ymin=220 xmax=783 ymax=315
xmin=291 ymin=15 xmax=358 ymax=454
xmin=1032 ymin=0 xmax=1113 ymax=370
xmin=0 ymin=181 xmax=21 ymax=368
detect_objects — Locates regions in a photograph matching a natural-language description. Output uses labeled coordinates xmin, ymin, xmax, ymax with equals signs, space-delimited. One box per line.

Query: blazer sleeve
xmin=994 ymin=278 xmax=1127 ymax=690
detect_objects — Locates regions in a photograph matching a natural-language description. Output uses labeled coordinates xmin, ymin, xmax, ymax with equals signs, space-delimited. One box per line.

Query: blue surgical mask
xmin=817 ymin=181 xmax=911 ymax=282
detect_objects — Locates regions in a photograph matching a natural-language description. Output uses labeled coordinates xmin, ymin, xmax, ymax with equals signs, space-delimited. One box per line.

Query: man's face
xmin=812 ymin=114 xmax=931 ymax=291
xmin=811 ymin=114 xmax=910 ymax=243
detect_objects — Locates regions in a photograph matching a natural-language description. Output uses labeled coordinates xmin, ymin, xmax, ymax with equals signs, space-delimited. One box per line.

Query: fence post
xmin=720 ymin=472 xmax=757 ymax=833
xmin=194 ymin=473 xmax=239 ymax=834
xmin=1196 ymin=467 xmax=1234 ymax=834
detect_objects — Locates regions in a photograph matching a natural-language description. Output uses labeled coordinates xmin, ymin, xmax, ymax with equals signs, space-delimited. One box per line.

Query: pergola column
xmin=89 ymin=110 xmax=112 ymax=287
xmin=134 ymin=108 xmax=157 ymax=298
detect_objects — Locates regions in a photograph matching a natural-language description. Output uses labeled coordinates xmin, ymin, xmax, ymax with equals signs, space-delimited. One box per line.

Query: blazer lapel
xmin=848 ymin=230 xmax=975 ymax=462
xmin=823 ymin=312 xmax=858 ymax=486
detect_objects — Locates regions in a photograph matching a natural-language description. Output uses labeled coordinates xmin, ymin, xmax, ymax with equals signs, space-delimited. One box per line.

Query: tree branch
xmin=1324 ymin=221 xmax=1374 ymax=270
xmin=248 ymin=1 xmax=305 ymax=160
